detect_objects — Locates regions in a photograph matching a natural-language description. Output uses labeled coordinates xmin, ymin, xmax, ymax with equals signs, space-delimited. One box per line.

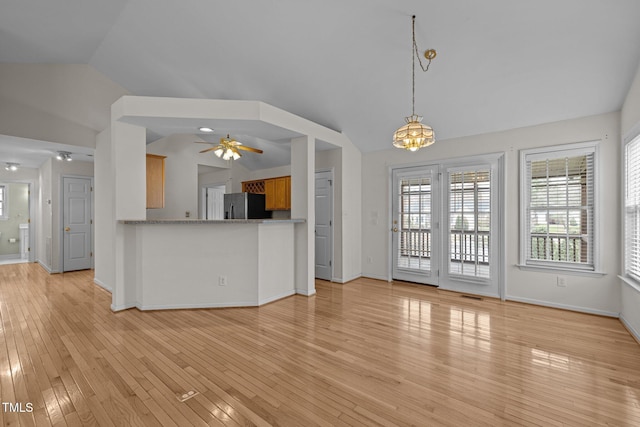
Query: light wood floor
xmin=1 ymin=264 xmax=640 ymax=426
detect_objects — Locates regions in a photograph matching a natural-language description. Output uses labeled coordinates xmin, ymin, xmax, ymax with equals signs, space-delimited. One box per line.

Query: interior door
xmin=63 ymin=177 xmax=92 ymax=272
xmin=205 ymin=186 xmax=225 ymax=220
xmin=315 ymin=171 xmax=333 ymax=280
xmin=392 ymin=166 xmax=439 ymax=285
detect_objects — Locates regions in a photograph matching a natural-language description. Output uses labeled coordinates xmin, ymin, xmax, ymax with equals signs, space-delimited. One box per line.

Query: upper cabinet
xmin=243 ymin=176 xmax=291 ymax=211
xmin=146 ymin=154 xmax=166 ymax=209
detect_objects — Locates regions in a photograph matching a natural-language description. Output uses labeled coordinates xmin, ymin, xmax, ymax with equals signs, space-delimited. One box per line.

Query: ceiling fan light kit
xmin=393 ymin=14 xmax=437 ymax=152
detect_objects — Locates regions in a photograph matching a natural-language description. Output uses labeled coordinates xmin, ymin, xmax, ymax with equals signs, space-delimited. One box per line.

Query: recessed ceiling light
xmin=5 ymin=162 xmax=19 ymax=171
xmin=199 ymin=127 xmax=214 ymax=133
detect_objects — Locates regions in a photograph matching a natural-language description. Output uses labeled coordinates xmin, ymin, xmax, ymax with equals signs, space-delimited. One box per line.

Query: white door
xmin=392 ymin=166 xmax=440 ymax=285
xmin=315 ymin=171 xmax=333 ymax=280
xmin=205 ymin=186 xmax=225 ymax=220
xmin=63 ymin=177 xmax=92 ymax=272
xmin=440 ymin=161 xmax=501 ymax=297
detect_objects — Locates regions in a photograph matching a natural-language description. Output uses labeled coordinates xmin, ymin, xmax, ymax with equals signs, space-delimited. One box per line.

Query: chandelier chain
xmin=411 ymin=15 xmax=435 ymax=115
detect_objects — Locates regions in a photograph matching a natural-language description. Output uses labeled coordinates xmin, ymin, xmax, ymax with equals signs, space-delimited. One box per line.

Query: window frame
xmin=519 ymin=141 xmax=602 ymax=275
xmin=624 ymin=131 xmax=640 ymax=286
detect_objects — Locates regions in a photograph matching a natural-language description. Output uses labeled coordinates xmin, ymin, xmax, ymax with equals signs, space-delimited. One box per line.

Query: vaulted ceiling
xmin=2 ymin=0 xmax=640 ymax=161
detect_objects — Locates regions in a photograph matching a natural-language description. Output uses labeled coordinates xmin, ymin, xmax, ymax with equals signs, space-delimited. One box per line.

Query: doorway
xmin=202 ymin=184 xmax=225 ymax=220
xmin=391 ymin=165 xmax=440 ymax=285
xmin=315 ymin=170 xmax=333 ymax=280
xmin=0 ymin=182 xmax=32 ymax=265
xmin=62 ymin=176 xmax=93 ymax=272
xmin=391 ymin=154 xmax=503 ymax=297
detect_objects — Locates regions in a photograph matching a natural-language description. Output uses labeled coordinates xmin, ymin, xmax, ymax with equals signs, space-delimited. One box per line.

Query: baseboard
xmin=37 ymin=260 xmax=53 ymax=273
xmin=331 ymin=273 xmax=362 ymax=284
xmin=0 ymin=254 xmax=20 ymax=261
xmin=93 ymin=278 xmax=112 ymax=293
xmin=296 ymin=288 xmax=316 ymax=297
xmin=361 ymin=274 xmax=391 ymax=282
xmin=620 ymin=313 xmax=640 ymax=344
xmin=138 ymin=300 xmax=258 ymax=311
xmin=259 ymin=290 xmax=296 ymax=305
xmin=111 ymin=302 xmax=136 ymax=312
xmin=507 ymin=295 xmax=619 ymax=318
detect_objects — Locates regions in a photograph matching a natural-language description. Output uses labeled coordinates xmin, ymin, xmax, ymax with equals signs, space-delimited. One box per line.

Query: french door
xmin=392 ymin=155 xmax=502 ymax=297
xmin=392 ymin=166 xmax=440 ymax=285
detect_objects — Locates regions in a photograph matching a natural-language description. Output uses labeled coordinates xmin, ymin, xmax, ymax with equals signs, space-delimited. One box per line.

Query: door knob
xmin=392 ymin=227 xmax=398 ymax=232
xmin=65 ymin=227 xmax=71 ymax=232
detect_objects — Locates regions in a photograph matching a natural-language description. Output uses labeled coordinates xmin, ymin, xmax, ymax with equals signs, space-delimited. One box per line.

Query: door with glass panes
xmin=392 ymin=157 xmax=501 ymax=297
xmin=392 ymin=166 xmax=440 ymax=285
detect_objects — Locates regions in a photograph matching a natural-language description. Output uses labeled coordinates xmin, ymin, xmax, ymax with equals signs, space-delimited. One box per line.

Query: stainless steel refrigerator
xmin=223 ymin=193 xmax=268 ymax=219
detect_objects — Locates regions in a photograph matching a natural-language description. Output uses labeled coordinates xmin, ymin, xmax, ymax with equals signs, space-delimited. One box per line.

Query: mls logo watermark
xmin=2 ymin=402 xmax=33 ymax=413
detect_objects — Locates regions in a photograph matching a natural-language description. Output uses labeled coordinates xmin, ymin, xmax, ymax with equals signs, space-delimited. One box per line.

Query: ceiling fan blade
xmin=236 ymin=145 xmax=263 ymax=154
xmin=199 ymin=146 xmax=219 ymax=153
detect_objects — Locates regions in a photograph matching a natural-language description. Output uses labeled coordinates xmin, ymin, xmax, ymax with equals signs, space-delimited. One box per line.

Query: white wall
xmin=199 ymin=163 xmax=247 ymax=195
xmin=340 ymin=138 xmax=362 ymax=283
xmin=620 ymin=63 xmax=640 ymax=340
xmin=38 ymin=159 xmax=53 ymax=270
xmin=94 ymin=128 xmax=113 ymax=291
xmin=622 ymin=64 xmax=640 ymax=135
xmin=362 ymin=111 xmax=620 ymax=316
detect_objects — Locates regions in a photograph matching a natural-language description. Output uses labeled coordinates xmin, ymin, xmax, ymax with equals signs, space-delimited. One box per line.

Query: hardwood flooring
xmin=1 ymin=263 xmax=639 ymax=426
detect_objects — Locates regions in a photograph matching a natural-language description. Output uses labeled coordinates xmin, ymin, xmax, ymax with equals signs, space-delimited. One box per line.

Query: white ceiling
xmin=2 ymin=0 xmax=640 ymax=167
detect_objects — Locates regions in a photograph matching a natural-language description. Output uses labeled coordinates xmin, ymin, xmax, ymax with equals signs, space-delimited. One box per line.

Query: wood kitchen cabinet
xmin=146 ymin=154 xmax=166 ymax=209
xmin=242 ymin=175 xmax=291 ymax=210
xmin=265 ymin=176 xmax=291 ymax=210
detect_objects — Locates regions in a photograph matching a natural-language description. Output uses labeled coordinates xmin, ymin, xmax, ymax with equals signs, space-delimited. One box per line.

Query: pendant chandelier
xmin=393 ymin=15 xmax=437 ymax=152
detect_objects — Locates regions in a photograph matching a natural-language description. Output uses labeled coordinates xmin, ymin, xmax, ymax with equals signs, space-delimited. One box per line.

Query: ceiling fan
xmin=197 ymin=134 xmax=263 ymax=161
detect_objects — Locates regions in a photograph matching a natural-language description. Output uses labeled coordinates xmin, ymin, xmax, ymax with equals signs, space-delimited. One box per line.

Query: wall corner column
xmin=291 ymin=135 xmax=316 ymax=296
xmin=111 ymin=117 xmax=147 ymax=310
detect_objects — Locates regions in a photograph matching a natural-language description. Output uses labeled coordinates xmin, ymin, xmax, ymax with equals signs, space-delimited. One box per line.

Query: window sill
xmin=516 ymin=264 xmax=606 ymax=277
xmin=618 ymin=275 xmax=640 ymax=293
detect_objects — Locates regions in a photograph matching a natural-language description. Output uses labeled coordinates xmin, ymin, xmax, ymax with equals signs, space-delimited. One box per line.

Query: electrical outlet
xmin=557 ymin=276 xmax=567 ymax=287
xmin=185 ymin=211 xmax=191 ymax=218
xmin=218 ymin=276 xmax=227 ymax=286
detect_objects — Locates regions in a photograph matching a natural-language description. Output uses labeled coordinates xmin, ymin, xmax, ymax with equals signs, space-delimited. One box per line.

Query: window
xmin=0 ymin=184 xmax=5 ymax=219
xmin=625 ymin=135 xmax=640 ymax=282
xmin=520 ymin=142 xmax=598 ymax=272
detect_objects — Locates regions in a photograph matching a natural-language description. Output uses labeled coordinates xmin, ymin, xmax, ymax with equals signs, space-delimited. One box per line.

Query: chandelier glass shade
xmin=392 ymin=114 xmax=435 ymax=151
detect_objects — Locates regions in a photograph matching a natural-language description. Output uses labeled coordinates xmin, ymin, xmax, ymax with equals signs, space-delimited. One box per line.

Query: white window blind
xmin=625 ymin=136 xmax=640 ymax=281
xmin=448 ymin=169 xmax=491 ymax=279
xmin=521 ymin=144 xmax=596 ymax=271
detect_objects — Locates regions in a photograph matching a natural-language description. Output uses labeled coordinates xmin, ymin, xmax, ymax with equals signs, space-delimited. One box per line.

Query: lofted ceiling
xmin=2 ymin=0 xmax=640 ymax=169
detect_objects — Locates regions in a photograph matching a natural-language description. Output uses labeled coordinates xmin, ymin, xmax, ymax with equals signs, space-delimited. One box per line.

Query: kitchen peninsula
xmin=117 ymin=218 xmax=304 ymax=310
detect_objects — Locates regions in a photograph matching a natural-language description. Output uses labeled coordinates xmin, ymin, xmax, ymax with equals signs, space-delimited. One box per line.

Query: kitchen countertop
xmin=120 ymin=218 xmax=305 ymax=225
